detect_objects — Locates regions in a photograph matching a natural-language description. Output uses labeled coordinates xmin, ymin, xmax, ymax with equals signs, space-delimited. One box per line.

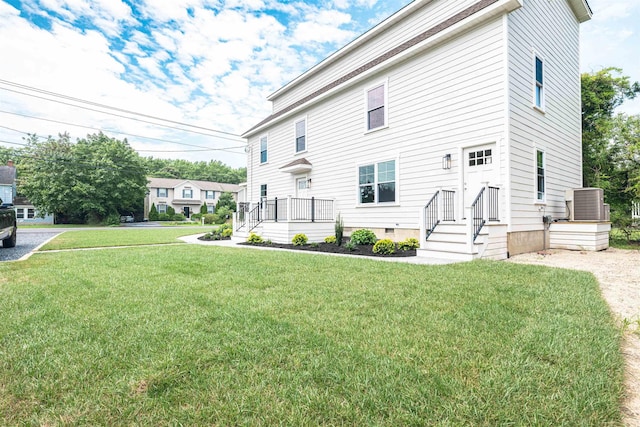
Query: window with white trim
xmin=182 ymin=188 xmax=193 ymax=198
xmin=536 ymin=149 xmax=545 ymax=201
xmin=295 ymin=118 xmax=306 ymax=153
xmin=366 ymin=82 xmax=387 ymax=131
xmin=358 ymin=160 xmax=396 ymax=204
xmin=260 ymin=136 xmax=268 ymax=164
xmin=27 ymin=208 xmax=35 ymax=219
xmin=16 ymin=208 xmax=24 ymax=219
xmin=205 ymin=190 xmax=215 ymax=199
xmin=207 ymin=205 xmax=215 ymax=214
xmin=157 ymin=188 xmax=168 ymax=197
xmin=534 ymin=55 xmax=544 ymax=109
xmin=260 ymin=184 xmax=267 ymax=199
xmin=158 ymin=204 xmax=167 ymax=214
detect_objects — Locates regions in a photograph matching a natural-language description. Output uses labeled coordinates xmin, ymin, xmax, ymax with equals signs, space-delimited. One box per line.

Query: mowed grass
xmin=0 ymin=244 xmax=624 ymax=425
xmin=39 ymin=227 xmax=212 ymax=251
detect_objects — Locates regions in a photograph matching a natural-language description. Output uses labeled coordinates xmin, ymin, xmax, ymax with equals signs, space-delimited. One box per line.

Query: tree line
xmin=0 ymin=134 xmax=246 ymax=224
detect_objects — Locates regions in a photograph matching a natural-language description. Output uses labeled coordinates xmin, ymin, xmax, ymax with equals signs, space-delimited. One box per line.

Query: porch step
xmin=419 ymin=223 xmax=487 ymax=261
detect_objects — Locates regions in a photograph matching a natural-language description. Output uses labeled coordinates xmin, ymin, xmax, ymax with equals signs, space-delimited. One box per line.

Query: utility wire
xmin=1 ymin=86 xmax=245 ymax=140
xmin=0 ymin=78 xmax=243 ymax=138
xmin=0 ymin=111 xmax=246 ymax=153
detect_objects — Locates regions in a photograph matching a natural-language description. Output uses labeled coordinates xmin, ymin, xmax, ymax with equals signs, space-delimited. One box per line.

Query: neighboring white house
xmin=144 ymin=177 xmax=241 ymax=220
xmin=238 ymin=0 xmax=604 ymax=259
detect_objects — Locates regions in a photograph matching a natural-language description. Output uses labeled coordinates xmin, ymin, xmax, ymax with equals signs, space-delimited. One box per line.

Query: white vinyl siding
xmin=508 ymin=0 xmax=582 ymax=231
xmin=269 ymin=0 xmax=480 ymax=113
xmin=249 ymin=15 xmax=505 ymax=230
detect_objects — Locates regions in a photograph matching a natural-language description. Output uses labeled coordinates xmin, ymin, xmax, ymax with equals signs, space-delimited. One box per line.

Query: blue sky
xmin=0 ymin=0 xmax=638 ymax=168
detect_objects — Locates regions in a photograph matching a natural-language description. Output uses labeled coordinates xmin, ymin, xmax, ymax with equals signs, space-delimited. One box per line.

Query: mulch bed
xmin=238 ymin=241 xmax=416 ymax=257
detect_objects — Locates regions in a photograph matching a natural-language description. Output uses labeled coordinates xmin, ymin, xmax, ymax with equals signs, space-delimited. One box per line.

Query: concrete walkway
xmin=178 ymin=233 xmax=458 ymax=265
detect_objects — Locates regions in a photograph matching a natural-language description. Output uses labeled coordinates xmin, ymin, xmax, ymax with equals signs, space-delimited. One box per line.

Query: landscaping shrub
xmin=247 ymin=233 xmax=264 ymax=244
xmin=214 ymin=206 xmax=232 ymax=224
xmin=350 ymin=229 xmax=377 ymax=245
xmin=157 ymin=213 xmax=171 ymax=221
xmin=172 ymin=213 xmax=186 ymax=221
xmin=398 ymin=237 xmax=420 ymax=251
xmin=373 ymin=239 xmax=396 ymax=255
xmin=335 ymin=213 xmax=344 ymax=246
xmin=324 ymin=235 xmax=336 ymax=244
xmin=203 ymin=214 xmax=215 ymax=224
xmin=292 ymin=233 xmax=308 ymax=246
xmin=167 ymin=206 xmax=176 ymax=216
xmin=221 ymin=228 xmax=233 ymax=238
xmin=344 ymin=240 xmax=356 ymax=251
xmin=148 ymin=203 xmax=158 ymax=221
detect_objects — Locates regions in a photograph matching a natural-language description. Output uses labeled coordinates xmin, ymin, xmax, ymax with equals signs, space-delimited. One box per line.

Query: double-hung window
xmin=207 ymin=205 xmax=215 ymax=214
xmin=16 ymin=208 xmax=24 ymax=219
xmin=260 ymin=136 xmax=268 ymax=164
xmin=157 ymin=188 xmax=168 ymax=197
xmin=260 ymin=184 xmax=267 ymax=199
xmin=358 ymin=160 xmax=396 ymax=204
xmin=182 ymin=188 xmax=193 ymax=198
xmin=205 ymin=190 xmax=215 ymax=199
xmin=295 ymin=119 xmax=306 ymax=153
xmin=534 ymin=55 xmax=544 ymax=109
xmin=536 ymin=150 xmax=545 ymax=201
xmin=366 ymin=81 xmax=387 ymax=131
xmin=158 ymin=204 xmax=167 ymax=214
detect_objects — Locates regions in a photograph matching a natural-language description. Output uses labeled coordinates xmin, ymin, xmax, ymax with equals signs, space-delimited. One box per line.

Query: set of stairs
xmin=418 ymin=223 xmax=507 ymax=261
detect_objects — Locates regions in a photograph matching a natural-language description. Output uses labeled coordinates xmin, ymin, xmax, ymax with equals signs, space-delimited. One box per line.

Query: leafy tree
xmin=216 ymin=191 xmax=237 ymax=212
xmin=200 ymin=203 xmax=208 ymax=215
xmin=167 ymin=205 xmax=176 ymax=216
xmin=19 ymin=133 xmax=148 ymax=223
xmin=143 ymin=157 xmax=246 ymax=184
xmin=581 ymin=68 xmax=640 ymax=190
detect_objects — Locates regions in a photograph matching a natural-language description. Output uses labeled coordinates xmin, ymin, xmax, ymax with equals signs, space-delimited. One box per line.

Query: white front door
xmin=296 ymin=176 xmax=309 ymax=199
xmin=463 ymin=144 xmax=497 ymax=209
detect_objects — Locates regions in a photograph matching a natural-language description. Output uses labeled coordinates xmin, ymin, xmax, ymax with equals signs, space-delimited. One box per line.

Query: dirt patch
xmin=508 ymin=248 xmax=640 ymax=426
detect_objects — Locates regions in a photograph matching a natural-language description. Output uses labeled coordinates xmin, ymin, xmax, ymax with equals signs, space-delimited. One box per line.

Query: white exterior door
xmin=463 ymin=144 xmax=496 ymax=209
xmin=295 ymin=176 xmax=309 ymax=199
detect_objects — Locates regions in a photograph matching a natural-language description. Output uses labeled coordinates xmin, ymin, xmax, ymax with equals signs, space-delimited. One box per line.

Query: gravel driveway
xmin=0 ymin=229 xmax=61 ymax=262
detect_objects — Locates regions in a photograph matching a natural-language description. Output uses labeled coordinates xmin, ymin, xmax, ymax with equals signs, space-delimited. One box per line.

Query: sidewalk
xmin=178 ymin=234 xmax=458 ymax=265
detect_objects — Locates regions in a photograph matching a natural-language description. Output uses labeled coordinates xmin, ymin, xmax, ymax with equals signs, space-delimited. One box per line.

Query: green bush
xmin=167 ymin=206 xmax=176 ymax=216
xmin=324 ymin=235 xmax=336 ymax=244
xmin=172 ymin=213 xmax=186 ymax=221
xmin=310 ymin=242 xmax=319 ymax=248
xmin=398 ymin=237 xmax=420 ymax=251
xmin=218 ymin=223 xmax=232 ymax=232
xmin=214 ymin=206 xmax=232 ymax=224
xmin=221 ymin=228 xmax=233 ymax=238
xmin=148 ymin=203 xmax=158 ymax=221
xmin=203 ymin=214 xmax=216 ymax=225
xmin=344 ymin=240 xmax=356 ymax=251
xmin=373 ymin=239 xmax=396 ymax=255
xmin=200 ymin=203 xmax=208 ymax=215
xmin=350 ymin=229 xmax=377 ymax=245
xmin=335 ymin=213 xmax=344 ymax=246
xmin=157 ymin=213 xmax=171 ymax=221
xmin=292 ymin=233 xmax=308 ymax=246
xmin=247 ymin=233 xmax=264 ymax=244
xmin=103 ymin=213 xmax=121 ymax=226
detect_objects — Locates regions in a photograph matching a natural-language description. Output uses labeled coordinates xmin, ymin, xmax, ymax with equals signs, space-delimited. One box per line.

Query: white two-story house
xmin=238 ymin=0 xmax=602 ymax=259
xmin=145 ymin=177 xmax=241 ymax=220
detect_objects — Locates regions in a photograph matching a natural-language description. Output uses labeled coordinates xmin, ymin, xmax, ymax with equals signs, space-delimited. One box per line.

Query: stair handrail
xmin=424 ymin=191 xmax=440 ymax=240
xmin=470 ymin=187 xmax=486 ymax=241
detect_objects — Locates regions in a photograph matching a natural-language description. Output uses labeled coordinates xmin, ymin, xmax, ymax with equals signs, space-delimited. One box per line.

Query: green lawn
xmin=0 ymin=239 xmax=624 ymax=425
xmin=39 ymin=227 xmax=212 ymax=251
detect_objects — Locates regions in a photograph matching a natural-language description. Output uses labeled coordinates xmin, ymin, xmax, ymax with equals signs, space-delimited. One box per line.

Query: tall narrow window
xmin=260 ymin=184 xmax=267 ymax=199
xmin=358 ymin=160 xmax=396 ymax=204
xmin=260 ymin=136 xmax=268 ymax=164
xmin=295 ymin=119 xmax=306 ymax=153
xmin=367 ymin=83 xmax=386 ymax=130
xmin=536 ymin=150 xmax=545 ymax=201
xmin=535 ymin=56 xmax=544 ymax=109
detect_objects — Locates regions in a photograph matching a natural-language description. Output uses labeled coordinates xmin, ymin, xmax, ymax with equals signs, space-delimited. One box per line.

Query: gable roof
xmin=147 ymin=177 xmax=241 ymax=193
xmin=0 ymin=166 xmax=16 ymax=185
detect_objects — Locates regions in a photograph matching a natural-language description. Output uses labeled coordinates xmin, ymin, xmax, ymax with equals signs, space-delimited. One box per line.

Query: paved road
xmin=0 ymin=229 xmax=62 ymax=262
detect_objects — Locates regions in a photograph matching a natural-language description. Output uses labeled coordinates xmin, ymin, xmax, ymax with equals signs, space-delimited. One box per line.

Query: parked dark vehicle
xmin=0 ymin=199 xmax=17 ymax=248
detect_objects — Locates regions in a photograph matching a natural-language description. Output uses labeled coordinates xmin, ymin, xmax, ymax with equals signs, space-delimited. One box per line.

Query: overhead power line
xmin=0 ymin=110 xmax=246 ymax=152
xmin=0 ymin=78 xmax=244 ymax=139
